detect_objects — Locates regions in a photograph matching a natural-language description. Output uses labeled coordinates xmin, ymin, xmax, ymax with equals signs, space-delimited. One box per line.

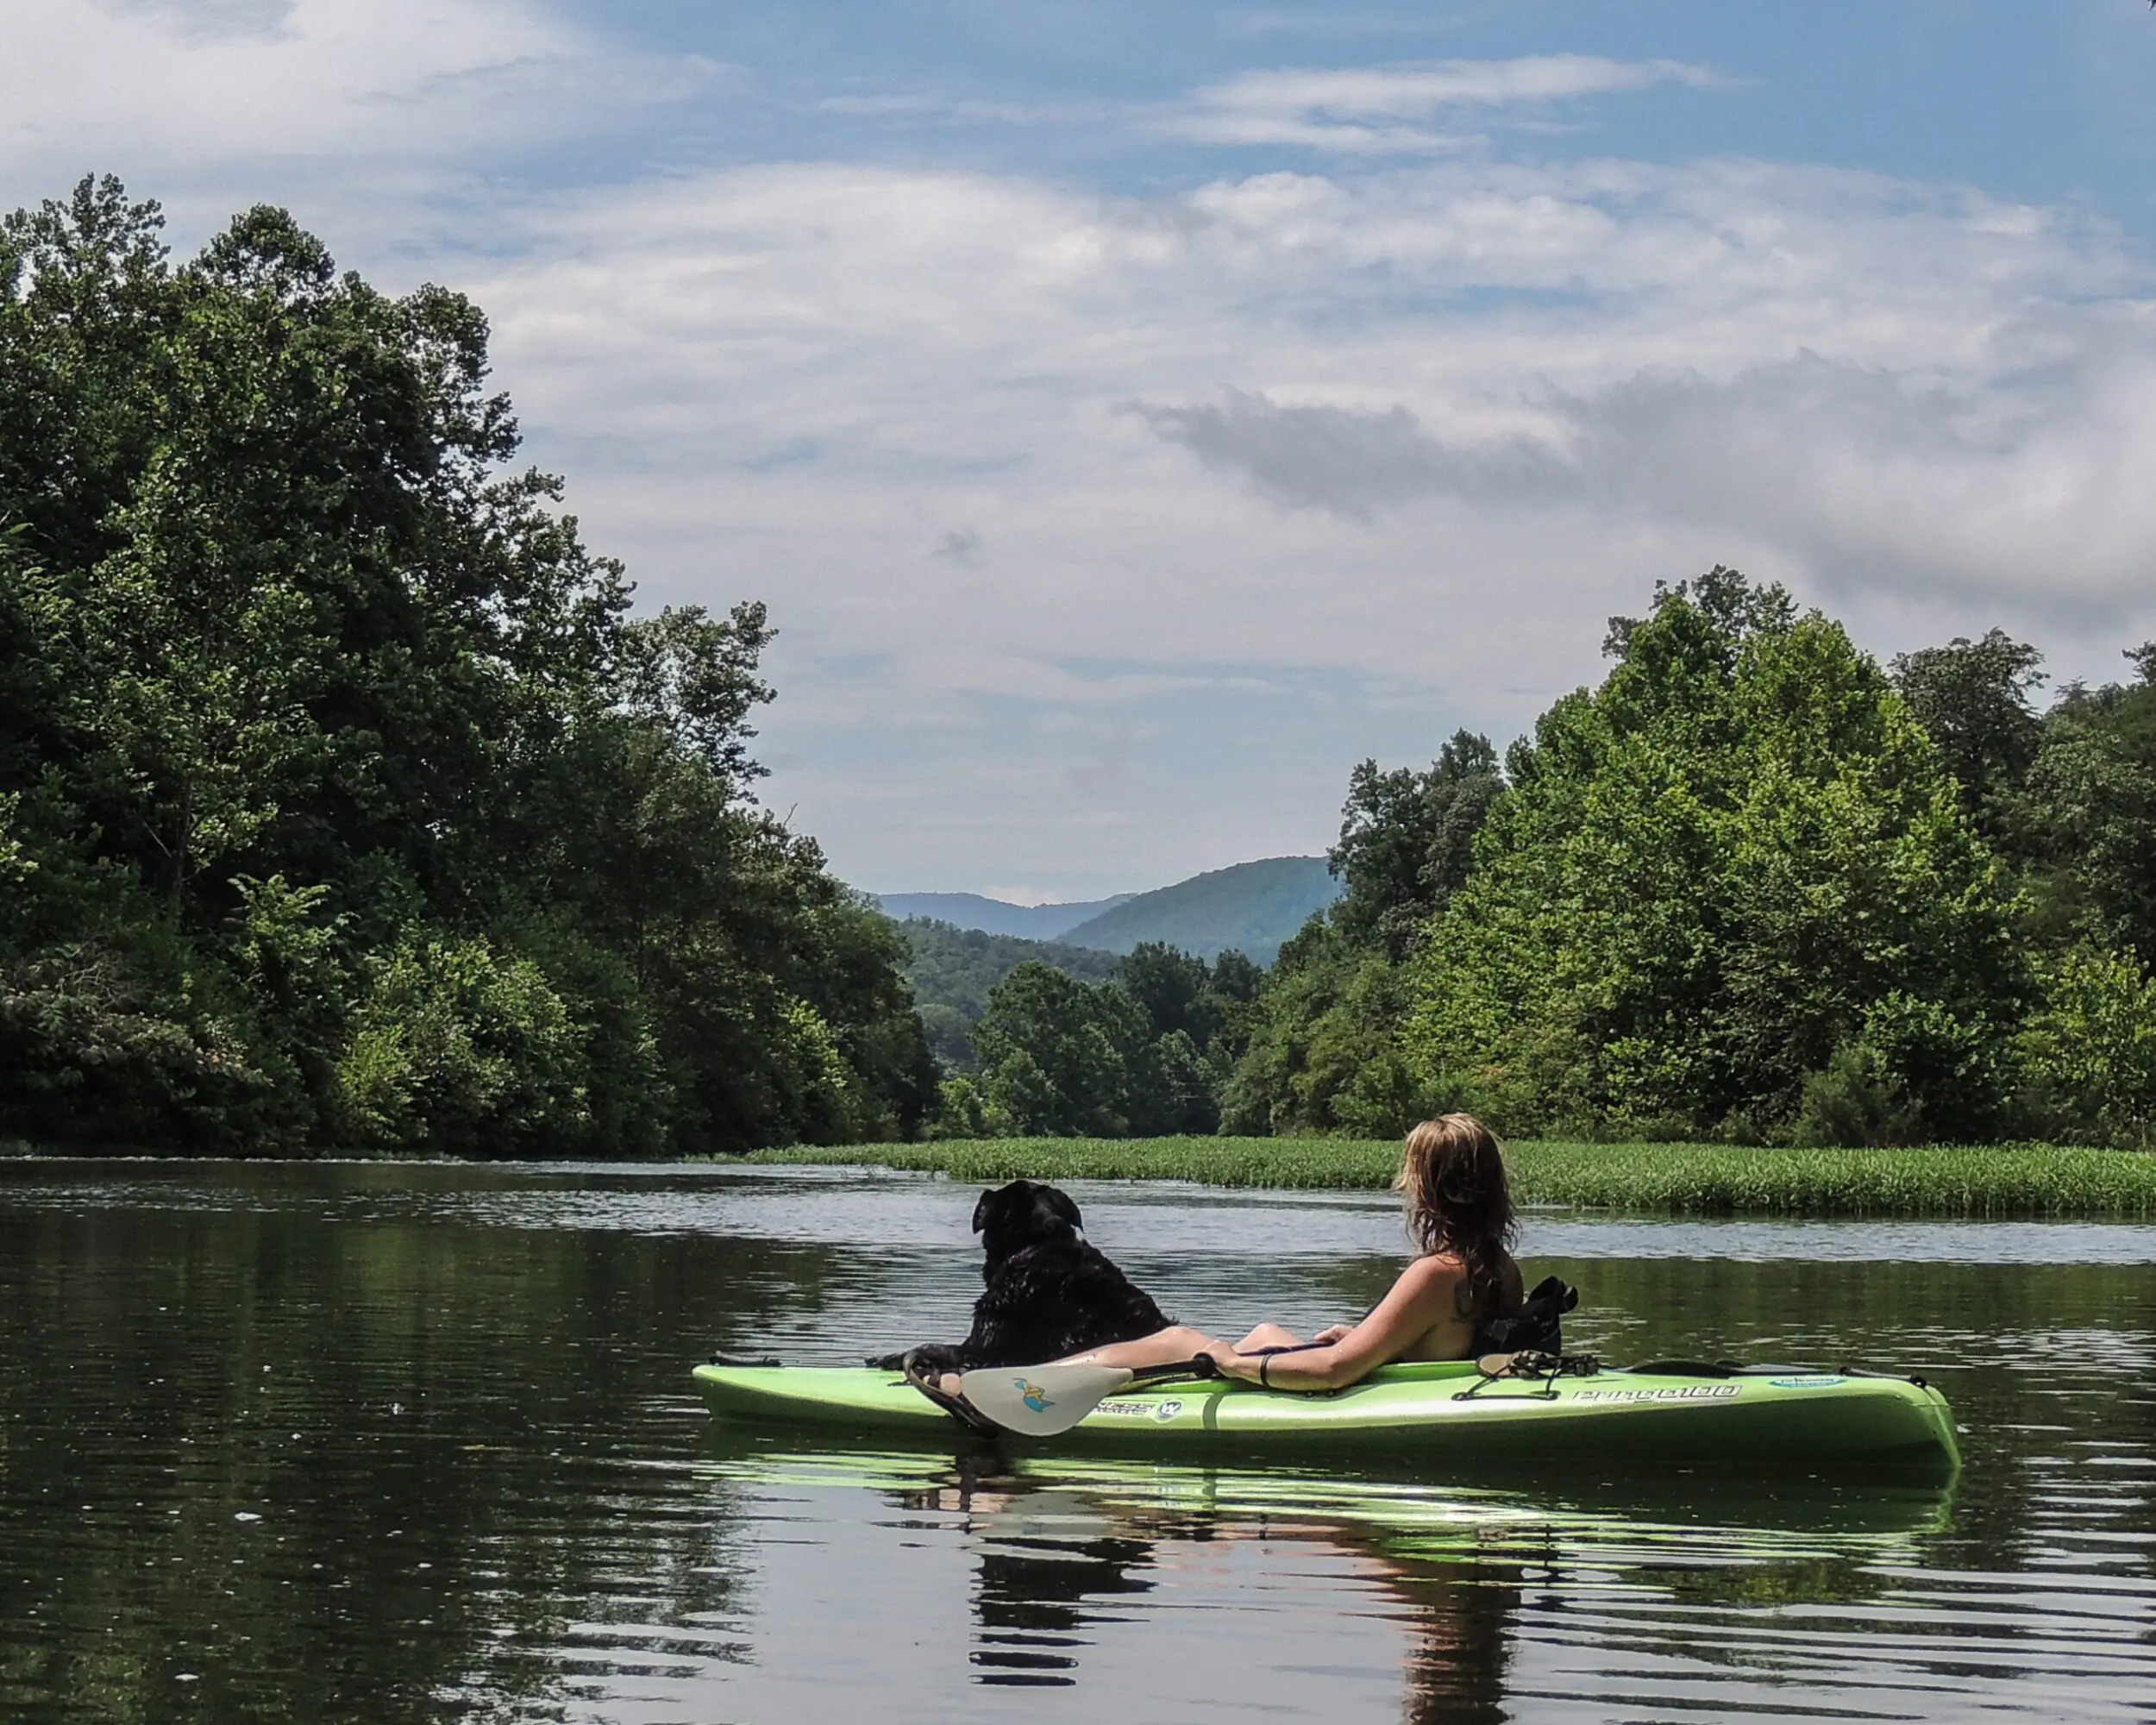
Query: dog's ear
xmin=1037 ymin=1183 xmax=1083 ymax=1236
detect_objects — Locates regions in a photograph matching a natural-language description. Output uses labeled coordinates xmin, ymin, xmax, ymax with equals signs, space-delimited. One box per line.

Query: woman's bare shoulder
xmin=1392 ymin=1252 xmax=1467 ymax=1297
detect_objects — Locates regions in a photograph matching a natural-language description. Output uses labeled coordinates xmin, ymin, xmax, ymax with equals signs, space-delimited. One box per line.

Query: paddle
xmin=956 ymin=1355 xmax=1220 ymax=1437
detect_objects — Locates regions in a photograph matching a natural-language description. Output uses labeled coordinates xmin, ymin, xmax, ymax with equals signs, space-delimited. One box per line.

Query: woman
xmin=1068 ymin=1113 xmax=1524 ymax=1393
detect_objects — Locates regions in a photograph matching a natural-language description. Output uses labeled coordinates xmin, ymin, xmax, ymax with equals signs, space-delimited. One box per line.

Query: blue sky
xmin=9 ymin=1 xmax=2156 ymax=900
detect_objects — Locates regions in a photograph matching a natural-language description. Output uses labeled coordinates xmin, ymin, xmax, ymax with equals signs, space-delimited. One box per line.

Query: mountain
xmin=1057 ymin=856 xmax=1340 ymax=964
xmin=894 ymin=919 xmax=1123 ymax=1070
xmin=874 ymin=891 xmax=1131 ymax=940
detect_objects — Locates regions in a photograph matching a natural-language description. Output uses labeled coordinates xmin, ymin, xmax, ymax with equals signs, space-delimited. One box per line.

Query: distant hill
xmin=874 ymin=891 xmax=1132 ymax=940
xmin=895 ymin=918 xmax=1124 ymax=1070
xmin=1058 ymin=856 xmax=1340 ymax=964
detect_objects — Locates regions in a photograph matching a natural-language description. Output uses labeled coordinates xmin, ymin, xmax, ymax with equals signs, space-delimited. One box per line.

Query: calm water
xmin=2 ymin=1161 xmax=2153 ymax=1724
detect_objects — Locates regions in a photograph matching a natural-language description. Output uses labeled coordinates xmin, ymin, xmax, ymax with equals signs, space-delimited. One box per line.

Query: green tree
xmin=0 ymin=176 xmax=933 ymax=1155
xmin=2014 ymin=647 xmax=2156 ymax=960
xmin=974 ymin=963 xmax=1146 ymax=1135
xmin=1119 ymin=943 xmax=1220 ymax=1048
xmin=1330 ymin=730 xmax=1506 ymax=959
xmin=889 ymin=917 xmax=1120 ymax=1073
xmin=960 ymin=947 xmax=1244 ymax=1138
xmin=1406 ymin=568 xmax=2025 ymax=1140
xmin=335 ymin=934 xmax=589 ymax=1155
xmin=1218 ymin=919 xmax=1432 ymax=1138
xmin=1890 ymin=629 xmax=2044 ymax=844
xmin=1216 ymin=731 xmax=1501 ymax=1137
xmin=2019 ymin=943 xmax=2156 ymax=1148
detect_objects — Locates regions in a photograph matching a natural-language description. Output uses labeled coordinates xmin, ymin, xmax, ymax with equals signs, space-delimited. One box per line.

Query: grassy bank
xmin=743 ymin=1137 xmax=2156 ymax=1219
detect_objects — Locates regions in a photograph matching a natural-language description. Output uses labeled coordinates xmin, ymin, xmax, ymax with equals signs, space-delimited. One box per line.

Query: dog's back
xmin=875 ymin=1179 xmax=1169 ymax=1371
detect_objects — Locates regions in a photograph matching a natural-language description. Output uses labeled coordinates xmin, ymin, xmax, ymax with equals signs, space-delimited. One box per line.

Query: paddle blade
xmin=956 ymin=1361 xmax=1135 ymax=1437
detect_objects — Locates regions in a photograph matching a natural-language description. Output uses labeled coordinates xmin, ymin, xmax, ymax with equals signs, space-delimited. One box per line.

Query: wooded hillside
xmin=0 ymin=178 xmax=935 ymax=1155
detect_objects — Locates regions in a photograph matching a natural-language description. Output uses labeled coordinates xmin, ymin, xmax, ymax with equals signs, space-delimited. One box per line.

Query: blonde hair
xmin=1394 ymin=1113 xmax=1516 ymax=1314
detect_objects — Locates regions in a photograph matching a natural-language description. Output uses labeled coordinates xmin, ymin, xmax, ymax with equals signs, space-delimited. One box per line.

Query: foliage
xmin=1789 ymin=990 xmax=2010 ymax=1147
xmin=2012 ymin=650 xmax=2156 ymax=961
xmin=12 ymin=174 xmax=2154 ymax=1159
xmin=0 ymin=176 xmax=933 ymax=1155
xmin=747 ymin=1136 xmax=2156 ymax=1218
xmin=335 ymin=933 xmax=589 ymax=1156
xmin=948 ymin=946 xmax=1257 ymax=1138
xmin=1404 ymin=568 xmax=2026 ymax=1141
xmin=1329 ymin=729 xmax=1506 ymax=959
xmin=1890 ymin=628 xmax=2044 ymax=844
xmin=925 ymin=576 xmax=2156 ymax=1151
xmin=2018 ymin=944 xmax=2156 ymax=1148
xmin=1216 ymin=924 xmax=1427 ymax=1138
xmin=1212 ymin=731 xmax=1506 ymax=1137
xmin=893 ymin=917 xmax=1120 ymax=1070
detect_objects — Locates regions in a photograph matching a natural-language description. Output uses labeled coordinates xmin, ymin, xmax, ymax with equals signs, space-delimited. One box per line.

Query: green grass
xmin=742 ymin=1136 xmax=2156 ymax=1219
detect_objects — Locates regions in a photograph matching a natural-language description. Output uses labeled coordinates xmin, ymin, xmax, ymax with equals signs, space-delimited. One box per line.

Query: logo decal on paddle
xmin=1015 ymin=1377 xmax=1053 ymax=1413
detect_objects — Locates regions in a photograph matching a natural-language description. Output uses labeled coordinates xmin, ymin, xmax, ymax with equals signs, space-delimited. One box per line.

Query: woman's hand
xmin=1198 ymin=1339 xmax=1259 ymax=1381
xmin=1311 ymin=1323 xmax=1353 ymax=1346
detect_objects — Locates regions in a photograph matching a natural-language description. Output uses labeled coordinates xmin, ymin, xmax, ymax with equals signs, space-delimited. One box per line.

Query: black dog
xmin=872 ymin=1179 xmax=1170 ymax=1374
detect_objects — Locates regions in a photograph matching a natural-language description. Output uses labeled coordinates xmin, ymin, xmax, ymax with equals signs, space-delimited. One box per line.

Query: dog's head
xmin=972 ymin=1178 xmax=1083 ymax=1271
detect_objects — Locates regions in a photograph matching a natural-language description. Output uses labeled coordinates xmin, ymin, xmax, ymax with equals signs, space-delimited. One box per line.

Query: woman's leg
xmin=1234 ymin=1321 xmax=1305 ymax=1353
xmin=938 ymin=1324 xmax=1222 ymax=1395
xmin=1055 ymin=1325 xmax=1220 ymax=1371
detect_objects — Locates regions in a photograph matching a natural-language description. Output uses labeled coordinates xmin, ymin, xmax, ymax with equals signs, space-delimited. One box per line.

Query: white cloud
xmin=440 ymin=153 xmax=2155 ymax=890
xmin=6 ymin=19 xmax=2152 ymax=894
xmin=1 ymin=0 xmax=718 ymax=235
xmin=1169 ymin=55 xmax=1720 ymax=152
xmin=1130 ymin=336 xmax=2156 ymax=612
xmin=97 ymin=0 xmax=296 ymax=42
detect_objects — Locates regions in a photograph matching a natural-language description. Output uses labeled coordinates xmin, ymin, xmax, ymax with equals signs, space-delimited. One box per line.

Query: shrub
xmin=2020 ymin=944 xmax=2156 ymax=1148
xmin=334 ymin=934 xmax=589 ymax=1156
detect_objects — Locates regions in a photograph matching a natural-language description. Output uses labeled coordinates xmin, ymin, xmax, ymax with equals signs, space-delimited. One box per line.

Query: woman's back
xmin=1395 ymin=1250 xmax=1525 ymax=1361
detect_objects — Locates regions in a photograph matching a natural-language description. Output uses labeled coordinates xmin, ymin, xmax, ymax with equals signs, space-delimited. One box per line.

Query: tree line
xmin=892 ymin=917 xmax=1121 ymax=1071
xmin=1 ymin=178 xmax=935 ymax=1155
xmin=11 ymin=178 xmax=2152 ymax=1157
xmin=959 ymin=571 xmax=2156 ymax=1148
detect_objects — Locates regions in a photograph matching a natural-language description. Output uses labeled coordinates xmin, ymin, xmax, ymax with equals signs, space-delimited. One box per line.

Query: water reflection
xmin=696 ymin=1434 xmax=1965 ymax=1718
xmin=2 ymin=1160 xmax=2153 ymax=1723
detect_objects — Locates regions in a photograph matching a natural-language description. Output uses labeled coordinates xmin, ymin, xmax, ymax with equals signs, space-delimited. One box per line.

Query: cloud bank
xmin=439 ymin=151 xmax=2153 ymax=888
xmin=6 ymin=6 xmax=2154 ymax=894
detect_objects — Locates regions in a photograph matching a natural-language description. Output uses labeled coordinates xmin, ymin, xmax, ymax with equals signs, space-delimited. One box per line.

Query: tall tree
xmin=1330 ymin=730 xmax=1506 ymax=959
xmin=2015 ymin=646 xmax=2156 ymax=962
xmin=0 ymin=177 xmax=934 ymax=1154
xmin=1407 ymin=568 xmax=2025 ymax=1141
xmin=1891 ymin=628 xmax=2044 ymax=844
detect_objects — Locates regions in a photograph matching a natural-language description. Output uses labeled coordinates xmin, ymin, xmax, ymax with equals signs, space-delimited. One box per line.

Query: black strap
xmin=1453 ymin=1349 xmax=1600 ymax=1401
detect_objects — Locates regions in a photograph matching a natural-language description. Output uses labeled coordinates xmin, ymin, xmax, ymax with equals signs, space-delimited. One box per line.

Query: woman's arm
xmin=1200 ymin=1257 xmax=1461 ymax=1392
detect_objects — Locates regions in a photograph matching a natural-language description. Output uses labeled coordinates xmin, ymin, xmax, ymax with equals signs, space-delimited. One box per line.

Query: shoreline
xmin=740 ymin=1137 xmax=2156 ymax=1219
xmin=7 ymin=1137 xmax=2153 ymax=1219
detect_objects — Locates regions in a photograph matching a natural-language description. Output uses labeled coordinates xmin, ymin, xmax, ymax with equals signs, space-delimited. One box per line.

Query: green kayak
xmin=693 ymin=1358 xmax=1960 ymax=1479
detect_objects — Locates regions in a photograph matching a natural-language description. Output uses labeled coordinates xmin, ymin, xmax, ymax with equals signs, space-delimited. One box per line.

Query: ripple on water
xmin=1 ymin=1160 xmax=2152 ymax=1723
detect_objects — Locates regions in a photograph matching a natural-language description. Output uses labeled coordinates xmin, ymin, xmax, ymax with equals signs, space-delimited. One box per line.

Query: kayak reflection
xmin=884 ymin=1452 xmax=1524 ymax=1715
xmin=695 ymin=1431 xmax=1951 ymax=1708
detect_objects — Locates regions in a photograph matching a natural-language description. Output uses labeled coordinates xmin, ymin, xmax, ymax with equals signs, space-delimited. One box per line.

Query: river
xmin=2 ymin=1160 xmax=2151 ymax=1722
